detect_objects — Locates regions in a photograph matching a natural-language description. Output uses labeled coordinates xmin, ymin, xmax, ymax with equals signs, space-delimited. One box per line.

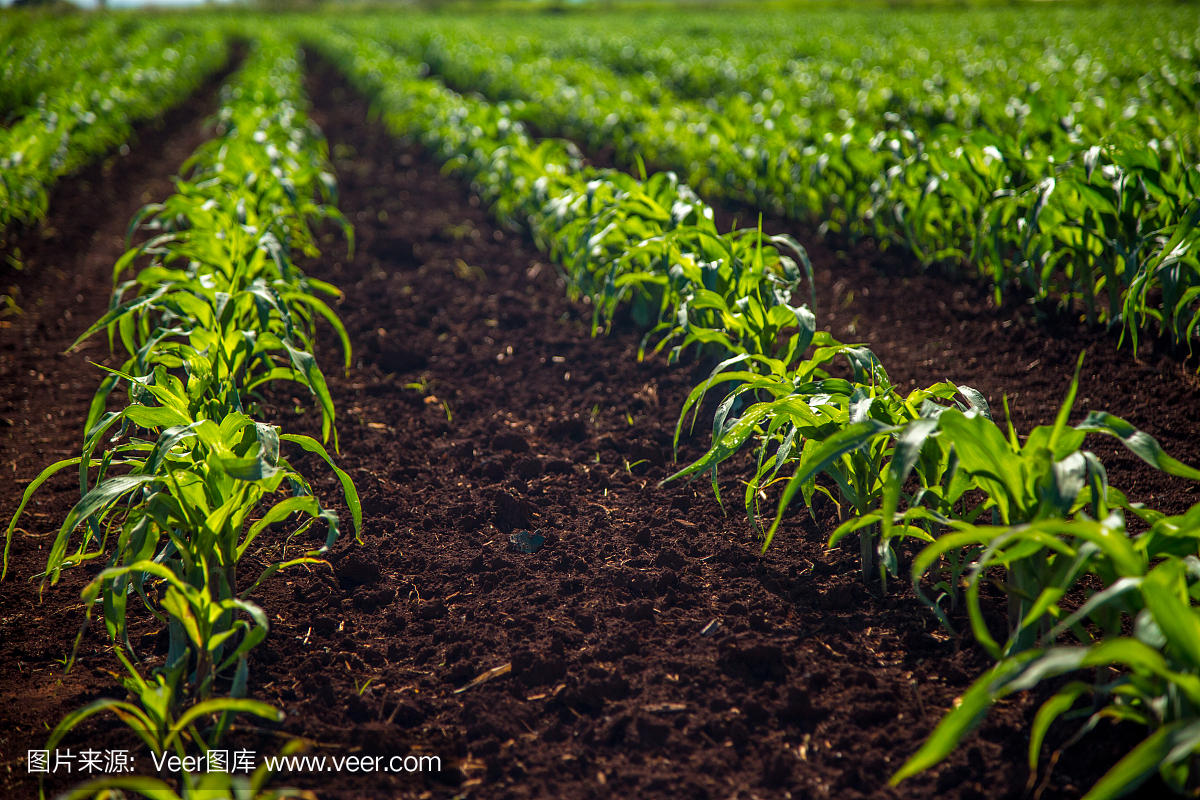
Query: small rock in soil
xmin=509 ymin=529 xmax=545 ymax=554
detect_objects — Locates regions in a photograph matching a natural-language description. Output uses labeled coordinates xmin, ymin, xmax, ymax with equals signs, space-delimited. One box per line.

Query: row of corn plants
xmin=1 ymin=12 xmax=108 ymax=120
xmin=312 ymin=28 xmax=1200 ymax=798
xmin=671 ymin=349 xmax=1200 ymax=798
xmin=0 ymin=18 xmax=227 ymax=245
xmin=5 ymin=32 xmax=357 ymax=800
xmin=369 ymin=16 xmax=1200 ymax=360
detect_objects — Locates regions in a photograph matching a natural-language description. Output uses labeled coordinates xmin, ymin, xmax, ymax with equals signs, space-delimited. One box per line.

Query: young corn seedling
xmin=5 ymin=362 xmax=360 ymax=664
xmin=894 ymin=515 xmax=1200 ymax=800
xmin=46 ymin=660 xmax=313 ymax=800
xmin=892 ymin=353 xmax=1200 ymax=645
xmin=665 ymin=339 xmax=978 ymax=585
xmin=74 ymin=37 xmax=354 ymax=448
xmin=75 ymin=204 xmax=349 ymax=448
xmin=46 ymin=645 xmax=283 ymax=766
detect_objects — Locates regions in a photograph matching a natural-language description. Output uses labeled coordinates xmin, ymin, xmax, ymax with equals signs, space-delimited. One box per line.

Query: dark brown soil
xmin=3 ymin=53 xmax=1199 ymax=800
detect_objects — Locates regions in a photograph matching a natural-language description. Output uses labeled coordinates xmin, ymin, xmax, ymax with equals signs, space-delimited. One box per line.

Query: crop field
xmin=2 ymin=2 xmax=1200 ymax=799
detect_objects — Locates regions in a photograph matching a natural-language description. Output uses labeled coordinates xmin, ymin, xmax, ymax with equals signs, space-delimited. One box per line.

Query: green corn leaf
xmin=828 ymin=513 xmax=882 ymax=547
xmin=217 ymin=453 xmax=280 ymax=482
xmin=68 ymin=285 xmax=169 ymax=352
xmin=238 ymin=496 xmax=320 ymax=558
xmin=4 ymin=457 xmax=82 ymax=580
xmin=164 ymin=698 xmax=284 ymax=752
xmin=1047 ymin=351 xmax=1086 ymax=453
xmin=1046 ymin=576 xmax=1143 ymax=642
xmin=1141 ymin=559 xmax=1200 ymax=671
xmin=281 ymin=339 xmax=337 ymax=449
xmin=47 ymin=475 xmax=161 ymax=583
xmin=891 ymin=651 xmax=1049 ymax=785
xmin=280 ymin=433 xmax=361 ymax=538
xmin=1082 ymin=720 xmax=1200 ymax=800
xmin=764 ymin=419 xmax=897 ymax=551
xmin=955 ymin=385 xmax=992 ymax=419
xmin=124 ymin=404 xmax=191 ymax=431
xmin=283 ymin=291 xmax=353 ymax=371
xmin=239 ymin=556 xmax=327 ymax=601
xmin=663 ymin=400 xmax=776 ymax=485
xmin=938 ymin=409 xmax=1025 ymax=524
xmin=1028 ymin=681 xmax=1091 ymax=771
xmin=1075 ymin=411 xmax=1200 ymax=481
xmin=160 ymin=586 xmax=203 ymax=653
xmin=881 ymin=417 xmax=940 ymax=539
xmin=45 ymin=698 xmax=159 ymax=758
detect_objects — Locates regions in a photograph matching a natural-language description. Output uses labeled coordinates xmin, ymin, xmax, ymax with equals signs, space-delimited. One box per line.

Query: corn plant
xmin=894 ymin=515 xmax=1200 ymax=800
xmin=888 ymin=355 xmax=1200 ymax=641
xmin=664 ymin=349 xmax=1200 ymax=596
xmin=45 ymin=644 xmax=312 ymax=800
xmin=664 ymin=341 xmax=978 ymax=583
xmin=520 ymin=163 xmax=815 ymax=361
xmin=47 ymin=646 xmax=282 ymax=761
xmin=78 ymin=200 xmax=348 ymax=447
xmin=6 ymin=361 xmax=360 ymax=653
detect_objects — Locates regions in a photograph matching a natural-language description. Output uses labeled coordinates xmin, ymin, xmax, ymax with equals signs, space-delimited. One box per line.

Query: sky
xmin=105 ymin=0 xmax=233 ymax=5
xmin=1 ymin=0 xmax=233 ymax=6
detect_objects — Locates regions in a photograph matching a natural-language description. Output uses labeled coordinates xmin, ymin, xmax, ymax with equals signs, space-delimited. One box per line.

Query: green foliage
xmin=78 ymin=32 xmax=353 ymax=448
xmin=381 ymin=9 xmax=1200 ymax=358
xmin=302 ymin=18 xmax=1200 ymax=797
xmin=0 ymin=18 xmax=228 ymax=242
xmin=6 ymin=7 xmax=1199 ymax=798
xmin=4 ymin=32 xmax=356 ymax=800
xmin=895 ymin=543 xmax=1200 ymax=800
